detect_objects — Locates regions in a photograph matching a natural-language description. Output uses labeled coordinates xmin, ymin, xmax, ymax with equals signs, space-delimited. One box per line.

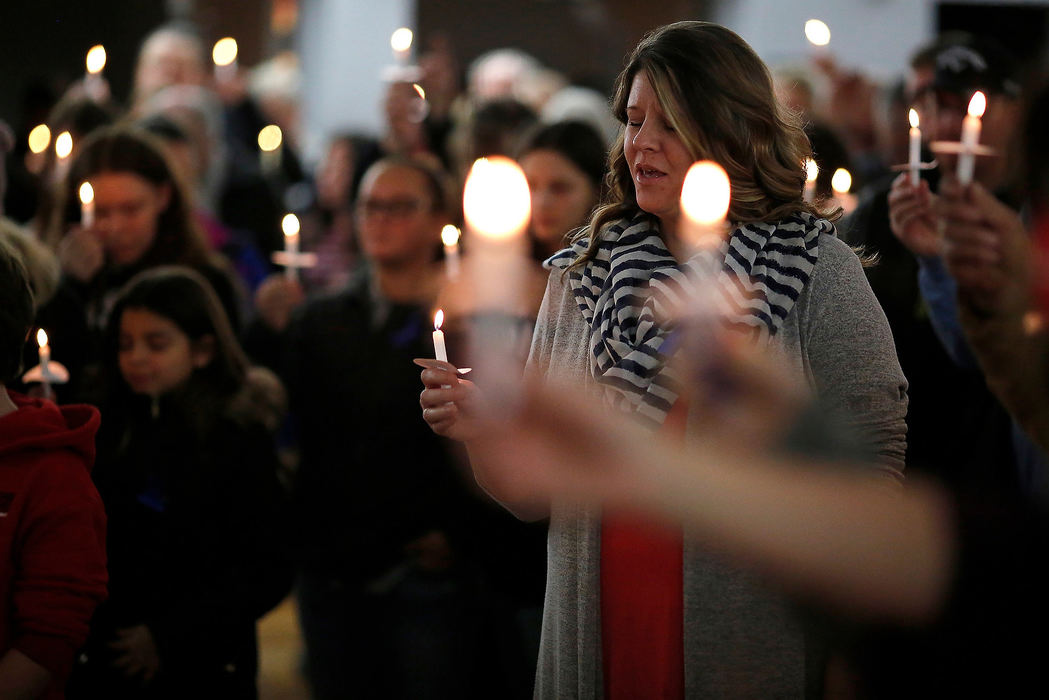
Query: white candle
xmin=37 ymin=329 xmax=51 ymax=373
xmin=680 ymin=161 xmax=731 ymax=250
xmin=85 ymin=45 xmax=106 ymax=101
xmin=391 ymin=27 xmax=413 ymax=65
xmin=441 ymin=225 xmax=461 ymax=278
xmin=258 ymin=125 xmax=283 ymax=176
xmin=212 ymin=37 xmax=238 ymax=83
xmin=908 ymin=108 xmax=922 ymax=186
xmin=282 ymin=213 xmax=300 ymax=281
xmin=79 ymin=182 xmax=95 ymax=228
xmin=803 ymin=158 xmax=819 ymax=202
xmin=433 ymin=309 xmax=448 ymax=362
xmin=957 ymin=91 xmax=986 ymax=186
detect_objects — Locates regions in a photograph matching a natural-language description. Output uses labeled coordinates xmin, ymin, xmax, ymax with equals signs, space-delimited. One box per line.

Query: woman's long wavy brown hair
xmin=570 ymin=21 xmax=836 ymax=269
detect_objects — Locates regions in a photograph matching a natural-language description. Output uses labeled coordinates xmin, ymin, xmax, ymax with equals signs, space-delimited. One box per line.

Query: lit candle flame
xmin=463 ymin=157 xmax=531 ymax=241
xmin=37 ymin=329 xmax=48 ymax=348
xmin=909 ymin=108 xmax=919 ymax=129
xmin=55 ymin=131 xmax=73 ymax=159
xmin=282 ymin=213 xmax=300 ymax=237
xmin=413 ymin=83 xmax=426 ymax=100
xmin=391 ymin=27 xmax=413 ymax=53
xmin=680 ymin=161 xmax=731 ymax=225
xmin=79 ymin=181 xmax=94 ymax=205
xmin=804 ymin=19 xmax=831 ymax=47
xmin=212 ymin=37 xmax=238 ymax=67
xmin=441 ymin=225 xmax=460 ymax=246
xmin=86 ymin=45 xmax=106 ymax=74
xmin=968 ymin=91 xmax=987 ymax=118
xmin=831 ymin=168 xmax=852 ymax=194
xmin=258 ymin=125 xmax=283 ymax=152
xmin=434 ymin=309 xmax=444 ymax=331
xmin=28 ymin=124 xmax=50 ymax=154
xmin=805 ymin=158 xmax=819 ymax=183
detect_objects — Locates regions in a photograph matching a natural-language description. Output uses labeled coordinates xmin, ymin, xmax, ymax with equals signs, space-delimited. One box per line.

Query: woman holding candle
xmin=37 ymin=125 xmax=241 ymax=402
xmin=420 ymin=21 xmax=906 ymax=697
xmin=68 ymin=267 xmax=291 ymax=698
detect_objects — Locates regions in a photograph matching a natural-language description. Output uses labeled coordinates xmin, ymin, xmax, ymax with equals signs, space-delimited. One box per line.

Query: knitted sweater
xmin=527 ymin=230 xmax=907 ymax=699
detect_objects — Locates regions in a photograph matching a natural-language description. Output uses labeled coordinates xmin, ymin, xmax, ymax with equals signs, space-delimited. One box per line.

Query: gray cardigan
xmin=526 ymin=232 xmax=908 ymax=699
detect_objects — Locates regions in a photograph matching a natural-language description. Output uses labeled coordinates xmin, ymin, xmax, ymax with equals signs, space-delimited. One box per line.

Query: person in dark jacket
xmin=68 ymin=266 xmax=291 ymax=699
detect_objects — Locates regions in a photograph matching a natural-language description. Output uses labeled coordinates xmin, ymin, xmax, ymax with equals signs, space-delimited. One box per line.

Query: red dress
xmin=600 ymin=400 xmax=687 ymax=699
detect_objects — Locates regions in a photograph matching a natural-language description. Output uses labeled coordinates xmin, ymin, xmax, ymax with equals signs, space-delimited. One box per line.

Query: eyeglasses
xmin=356 ymin=198 xmax=427 ymax=218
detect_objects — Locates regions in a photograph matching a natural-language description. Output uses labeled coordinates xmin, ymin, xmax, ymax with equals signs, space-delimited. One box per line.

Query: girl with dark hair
xmin=421 ymin=21 xmax=907 ymax=697
xmin=36 ymin=125 xmax=241 ymax=403
xmin=518 ymin=120 xmax=606 ymax=261
xmin=68 ymin=266 xmax=291 ymax=699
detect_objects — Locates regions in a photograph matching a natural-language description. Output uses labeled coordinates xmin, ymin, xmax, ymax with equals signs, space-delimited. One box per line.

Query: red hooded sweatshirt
xmin=0 ymin=390 xmax=107 ymax=698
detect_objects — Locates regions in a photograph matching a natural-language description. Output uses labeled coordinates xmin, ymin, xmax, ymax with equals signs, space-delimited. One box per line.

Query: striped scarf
xmin=546 ymin=209 xmax=829 ymax=429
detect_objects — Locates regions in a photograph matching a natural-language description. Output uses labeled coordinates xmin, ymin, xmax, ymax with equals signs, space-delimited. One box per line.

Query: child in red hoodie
xmin=0 ymin=238 xmax=108 ymax=698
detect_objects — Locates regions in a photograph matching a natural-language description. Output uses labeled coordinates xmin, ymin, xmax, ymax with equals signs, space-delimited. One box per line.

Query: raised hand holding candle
xmin=680 ymin=161 xmax=731 ymax=250
xmin=213 ymin=37 xmax=238 ymax=83
xmin=79 ymin=182 xmax=94 ymax=228
xmin=441 ymin=225 xmax=461 ymax=278
xmin=282 ymin=213 xmax=300 ymax=281
xmin=957 ymin=91 xmax=985 ymax=186
xmin=803 ymin=158 xmax=819 ymax=202
xmin=433 ymin=309 xmax=448 ymax=362
xmin=908 ymin=109 xmax=922 ymax=186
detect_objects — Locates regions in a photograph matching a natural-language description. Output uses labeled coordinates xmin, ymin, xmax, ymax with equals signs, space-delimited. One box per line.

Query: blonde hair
xmin=572 ymin=21 xmax=836 ymax=269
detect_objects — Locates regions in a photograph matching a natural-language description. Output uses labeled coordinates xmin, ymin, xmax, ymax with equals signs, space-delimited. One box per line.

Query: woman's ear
xmin=191 ymin=334 xmax=216 ymax=368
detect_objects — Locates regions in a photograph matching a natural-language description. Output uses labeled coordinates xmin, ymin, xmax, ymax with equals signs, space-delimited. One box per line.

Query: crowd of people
xmin=1 ymin=12 xmax=1048 ymax=700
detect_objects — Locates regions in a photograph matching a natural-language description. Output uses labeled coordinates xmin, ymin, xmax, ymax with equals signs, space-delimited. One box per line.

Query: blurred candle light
xmin=680 ymin=161 xmax=731 ymax=250
xmin=908 ymin=108 xmax=922 ymax=186
xmin=463 ymin=157 xmax=531 ymax=243
xmin=79 ymin=182 xmax=95 ymax=228
xmin=258 ymin=124 xmax=283 ymax=176
xmin=28 ymin=124 xmax=51 ymax=154
xmin=282 ymin=213 xmax=300 ymax=281
xmin=804 ymin=19 xmax=831 ymax=47
xmin=831 ymin=168 xmax=852 ymax=194
xmin=84 ymin=45 xmax=107 ymax=102
xmin=433 ymin=309 xmax=448 ymax=362
xmin=957 ymin=91 xmax=986 ymax=186
xmin=55 ymin=131 xmax=73 ymax=160
xmin=441 ymin=224 xmax=461 ymax=278
xmin=391 ymin=27 xmax=413 ymax=64
xmin=85 ymin=44 xmax=107 ymax=74
xmin=212 ymin=36 xmax=239 ymax=82
xmin=803 ymin=158 xmax=819 ymax=202
xmin=37 ymin=329 xmax=51 ymax=372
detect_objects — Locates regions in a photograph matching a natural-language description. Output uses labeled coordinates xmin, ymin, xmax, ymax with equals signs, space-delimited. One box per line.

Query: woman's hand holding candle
xmin=415 ymin=358 xmax=485 ymax=443
xmin=888 ymin=173 xmax=941 ymax=259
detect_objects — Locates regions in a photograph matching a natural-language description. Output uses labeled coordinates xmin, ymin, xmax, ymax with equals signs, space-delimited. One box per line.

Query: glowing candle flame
xmin=805 ymin=158 xmax=819 ymax=183
xmin=282 ymin=213 xmax=300 ymax=237
xmin=804 ymin=19 xmax=831 ymax=47
xmin=441 ymin=225 xmax=460 ymax=247
xmin=434 ymin=309 xmax=444 ymax=331
xmin=391 ymin=27 xmax=413 ymax=53
xmin=831 ymin=168 xmax=852 ymax=194
xmin=258 ymin=125 xmax=283 ymax=152
xmin=413 ymin=83 xmax=426 ymax=100
xmin=909 ymin=108 xmax=919 ymax=129
xmin=968 ymin=91 xmax=987 ymax=118
xmin=86 ymin=45 xmax=107 ymax=74
xmin=55 ymin=131 xmax=73 ymax=159
xmin=463 ymin=157 xmax=531 ymax=241
xmin=79 ymin=181 xmax=94 ymax=205
xmin=680 ymin=161 xmax=731 ymax=225
xmin=37 ymin=329 xmax=48 ymax=348
xmin=28 ymin=124 xmax=50 ymax=154
xmin=212 ymin=37 xmax=238 ymax=66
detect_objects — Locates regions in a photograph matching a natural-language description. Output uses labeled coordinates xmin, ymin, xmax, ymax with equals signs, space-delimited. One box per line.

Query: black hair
xmin=0 ymin=238 xmax=34 ymax=385
xmin=518 ymin=120 xmax=608 ymax=192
